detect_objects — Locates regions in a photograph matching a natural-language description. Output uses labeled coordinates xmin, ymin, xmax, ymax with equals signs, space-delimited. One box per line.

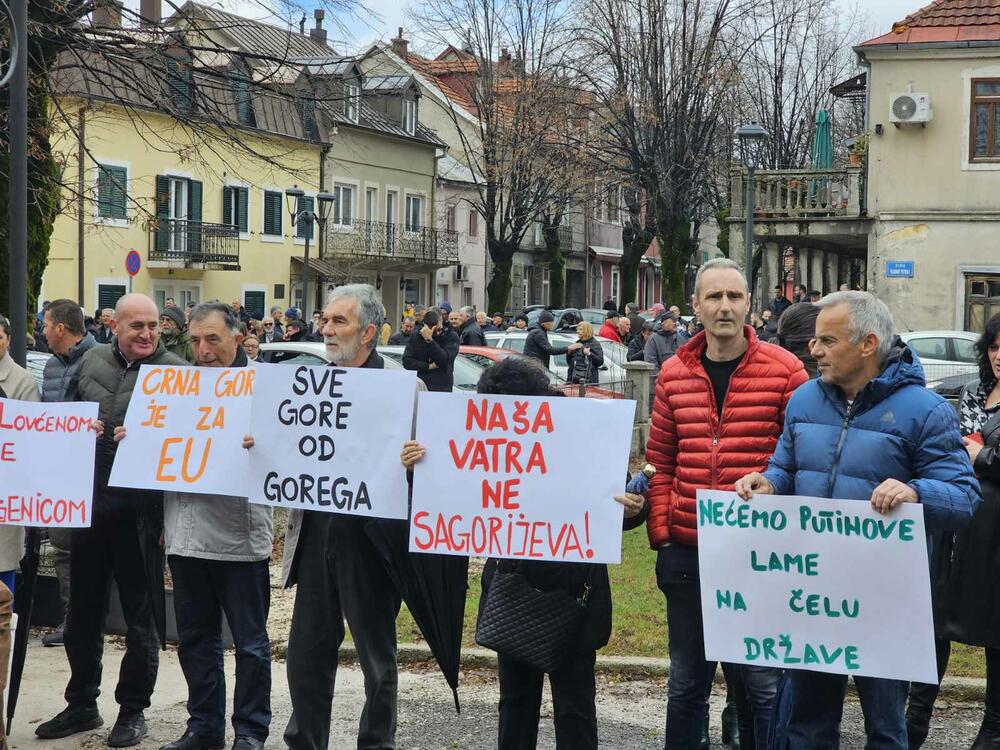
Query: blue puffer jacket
xmin=763 ymin=341 xmax=981 ymax=531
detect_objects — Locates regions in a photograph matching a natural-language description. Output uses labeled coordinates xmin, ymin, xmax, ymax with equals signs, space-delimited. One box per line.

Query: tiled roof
xmin=320 ymin=99 xmax=445 ymax=147
xmin=861 ymin=0 xmax=1000 ymax=45
xmin=404 ymin=52 xmax=479 ymax=116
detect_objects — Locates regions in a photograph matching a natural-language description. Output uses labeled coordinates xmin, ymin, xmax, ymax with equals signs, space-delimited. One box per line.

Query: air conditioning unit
xmin=454 ymin=264 xmax=470 ymax=282
xmin=889 ymin=92 xmax=932 ymax=125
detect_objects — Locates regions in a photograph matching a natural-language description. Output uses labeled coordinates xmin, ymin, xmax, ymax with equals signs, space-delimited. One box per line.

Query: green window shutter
xmin=167 ymin=58 xmax=192 ymax=112
xmin=297 ymin=95 xmax=316 ymax=139
xmin=223 ymin=185 xmax=233 ymax=227
xmin=232 ymin=74 xmax=255 ymax=126
xmin=155 ymin=174 xmax=170 ymax=252
xmin=263 ymin=191 xmax=281 ymax=235
xmin=296 ymin=196 xmax=314 ymax=239
xmin=97 ymin=165 xmax=127 ymax=220
xmin=188 ymin=179 xmax=203 ymax=255
xmin=237 ymin=187 xmax=248 ymax=233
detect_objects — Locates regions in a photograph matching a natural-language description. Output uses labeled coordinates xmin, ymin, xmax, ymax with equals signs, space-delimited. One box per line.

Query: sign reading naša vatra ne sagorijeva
xmin=697 ymin=489 xmax=936 ymax=684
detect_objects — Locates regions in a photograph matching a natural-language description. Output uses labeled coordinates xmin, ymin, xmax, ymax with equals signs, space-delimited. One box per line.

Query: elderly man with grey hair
xmin=736 ymin=291 xmax=981 ymax=749
xmin=457 ymin=305 xmax=486 ymax=346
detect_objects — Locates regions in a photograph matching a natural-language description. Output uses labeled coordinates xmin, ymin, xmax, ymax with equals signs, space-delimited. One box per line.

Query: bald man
xmin=36 ymin=294 xmax=187 ymax=748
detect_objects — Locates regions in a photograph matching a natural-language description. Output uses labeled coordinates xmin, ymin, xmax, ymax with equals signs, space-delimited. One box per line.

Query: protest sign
xmin=247 ymin=362 xmax=417 ymax=519
xmin=697 ymin=489 xmax=936 ymax=683
xmin=109 ymin=365 xmax=253 ymax=495
xmin=408 ymin=392 xmax=635 ymax=563
xmin=0 ymin=398 xmax=97 ymax=528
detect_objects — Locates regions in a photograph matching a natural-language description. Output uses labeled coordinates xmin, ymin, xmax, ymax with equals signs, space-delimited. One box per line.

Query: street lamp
xmin=285 ymin=187 xmax=335 ymax=316
xmin=735 ymin=123 xmax=769 ymax=295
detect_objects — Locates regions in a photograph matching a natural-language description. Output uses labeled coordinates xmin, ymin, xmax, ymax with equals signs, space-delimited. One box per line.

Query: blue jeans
xmin=656 ymin=545 xmax=781 ymax=750
xmin=780 ymin=670 xmax=908 ymax=749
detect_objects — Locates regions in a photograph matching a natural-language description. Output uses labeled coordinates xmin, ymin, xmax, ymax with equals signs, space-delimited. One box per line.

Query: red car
xmin=459 ymin=346 xmax=623 ymax=399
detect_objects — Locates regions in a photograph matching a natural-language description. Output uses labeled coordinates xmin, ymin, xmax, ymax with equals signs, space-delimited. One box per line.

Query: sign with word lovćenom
xmin=110 ymin=365 xmax=254 ymax=495
xmin=697 ymin=490 xmax=936 ymax=683
xmin=0 ymin=398 xmax=98 ymax=528
xmin=409 ymin=392 xmax=635 ymax=563
xmin=246 ymin=363 xmax=417 ymax=519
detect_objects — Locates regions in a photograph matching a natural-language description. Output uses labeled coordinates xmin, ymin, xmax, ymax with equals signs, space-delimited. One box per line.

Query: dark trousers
xmin=48 ymin=527 xmax=73 ymax=623
xmin=169 ymin=555 xmax=271 ymax=742
xmin=283 ymin=514 xmax=402 ymax=750
xmin=656 ymin=545 xmax=779 ymax=750
xmin=783 ymin=671 xmax=908 ymax=749
xmin=497 ymin=650 xmax=598 ymax=750
xmin=909 ymin=642 xmax=1000 ymax=739
xmin=64 ymin=515 xmax=159 ymax=714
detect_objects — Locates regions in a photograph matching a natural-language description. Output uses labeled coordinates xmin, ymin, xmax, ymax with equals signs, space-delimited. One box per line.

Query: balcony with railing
xmin=148 ymin=219 xmax=241 ymax=269
xmin=321 ymin=220 xmax=459 ymax=266
xmin=730 ymin=167 xmax=864 ymax=220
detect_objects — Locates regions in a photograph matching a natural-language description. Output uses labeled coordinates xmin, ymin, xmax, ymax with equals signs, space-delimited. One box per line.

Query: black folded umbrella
xmin=366 ymin=519 xmax=468 ymax=713
xmin=6 ymin=527 xmax=41 ymax=733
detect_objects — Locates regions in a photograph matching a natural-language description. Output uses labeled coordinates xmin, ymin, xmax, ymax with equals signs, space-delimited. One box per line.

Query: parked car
xmin=524 ymin=307 xmax=583 ymax=330
xmin=899 ymin=330 xmax=979 ymax=383
xmin=26 ymin=351 xmax=51 ymax=394
xmin=926 ymin=371 xmax=979 ymax=402
xmin=459 ymin=346 xmax=622 ymax=399
xmin=579 ymin=308 xmax=612 ymax=327
xmin=484 ymin=331 xmax=629 ymax=392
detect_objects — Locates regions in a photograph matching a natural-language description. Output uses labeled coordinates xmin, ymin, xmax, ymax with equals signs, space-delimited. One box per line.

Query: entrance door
xmin=966 ymin=274 xmax=1000 ymax=332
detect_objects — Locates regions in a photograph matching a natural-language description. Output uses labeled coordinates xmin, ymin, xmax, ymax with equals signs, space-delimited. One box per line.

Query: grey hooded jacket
xmin=41 ymin=332 xmax=98 ymax=403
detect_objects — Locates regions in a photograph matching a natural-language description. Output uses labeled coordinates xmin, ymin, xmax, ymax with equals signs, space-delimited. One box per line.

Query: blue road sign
xmin=885 ymin=261 xmax=914 ymax=278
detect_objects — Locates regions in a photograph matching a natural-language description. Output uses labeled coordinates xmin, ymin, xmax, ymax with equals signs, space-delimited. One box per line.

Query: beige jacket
xmin=0 ymin=354 xmax=40 ymax=572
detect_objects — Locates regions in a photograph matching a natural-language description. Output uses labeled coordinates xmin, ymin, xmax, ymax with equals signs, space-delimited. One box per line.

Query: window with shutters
xmin=244 ymin=290 xmax=266 ymax=320
xmin=971 ymin=79 xmax=1000 ymax=162
xmin=262 ymin=190 xmax=283 ymax=237
xmin=295 ymin=195 xmax=315 ymax=240
xmin=97 ymin=164 xmax=128 ymax=221
xmin=468 ymin=209 xmax=478 ymax=238
xmin=298 ymin=94 xmax=317 ymax=139
xmin=332 ymin=184 xmax=354 ymax=227
xmin=166 ymin=57 xmax=193 ymax=112
xmin=446 ymin=205 xmax=457 ymax=232
xmin=344 ymin=83 xmax=360 ymax=123
xmin=223 ymin=185 xmax=249 ymax=233
xmin=154 ymin=174 xmax=203 ymax=256
xmin=405 ymin=195 xmax=422 ymax=232
xmin=231 ymin=73 xmax=256 ymax=127
xmin=98 ymin=284 xmax=127 ymax=311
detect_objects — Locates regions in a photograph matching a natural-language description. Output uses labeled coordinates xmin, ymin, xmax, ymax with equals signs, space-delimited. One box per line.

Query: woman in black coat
xmin=401 ymin=357 xmax=646 ymax=749
xmin=565 ymin=321 xmax=604 ymax=385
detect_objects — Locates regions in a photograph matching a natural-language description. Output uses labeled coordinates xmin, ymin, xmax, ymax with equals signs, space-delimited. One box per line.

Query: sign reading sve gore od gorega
xmin=696 ymin=490 xmax=936 ymax=684
xmin=247 ymin=362 xmax=417 ymax=520
xmin=409 ymin=392 xmax=635 ymax=564
xmin=0 ymin=398 xmax=98 ymax=528
xmin=109 ymin=365 xmax=254 ymax=496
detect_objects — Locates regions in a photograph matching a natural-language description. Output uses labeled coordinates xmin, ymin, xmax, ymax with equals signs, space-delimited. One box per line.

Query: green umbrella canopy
xmin=811 ymin=109 xmax=833 ymax=169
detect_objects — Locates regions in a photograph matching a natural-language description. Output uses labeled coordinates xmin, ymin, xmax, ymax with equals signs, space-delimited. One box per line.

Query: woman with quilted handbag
xmin=400 ymin=356 xmax=646 ymax=749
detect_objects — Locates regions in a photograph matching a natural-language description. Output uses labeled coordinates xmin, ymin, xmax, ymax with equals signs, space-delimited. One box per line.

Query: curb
xmin=271 ymin=640 xmax=987 ymax=701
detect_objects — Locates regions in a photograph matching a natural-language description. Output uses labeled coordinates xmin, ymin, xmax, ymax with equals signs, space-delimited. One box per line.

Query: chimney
xmin=498 ymin=47 xmax=511 ymax=75
xmin=310 ymin=9 xmax=327 ymax=44
xmin=92 ymin=0 xmax=123 ymax=28
xmin=391 ymin=27 xmax=409 ymax=58
xmin=139 ymin=0 xmax=160 ymax=28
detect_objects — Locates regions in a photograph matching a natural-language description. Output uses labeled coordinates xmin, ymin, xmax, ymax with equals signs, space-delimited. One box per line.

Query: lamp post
xmin=286 ymin=187 xmax=335 ymax=316
xmin=735 ymin=123 xmax=769 ymax=297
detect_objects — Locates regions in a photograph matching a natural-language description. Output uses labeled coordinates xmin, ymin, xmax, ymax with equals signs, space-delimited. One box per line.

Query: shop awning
xmin=589 ymin=245 xmax=623 ymax=262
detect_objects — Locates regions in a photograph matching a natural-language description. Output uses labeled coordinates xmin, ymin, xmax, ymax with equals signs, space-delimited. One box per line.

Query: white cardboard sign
xmin=409 ymin=392 xmax=635 ymax=563
xmin=110 ymin=365 xmax=253 ymax=495
xmin=246 ymin=362 xmax=417 ymax=519
xmin=697 ymin=489 xmax=936 ymax=683
xmin=0 ymin=398 xmax=97 ymax=528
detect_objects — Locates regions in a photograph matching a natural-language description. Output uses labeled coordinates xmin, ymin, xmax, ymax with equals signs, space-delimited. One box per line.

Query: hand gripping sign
xmin=110 ymin=365 xmax=254 ymax=496
xmin=246 ymin=362 xmax=418 ymax=519
xmin=696 ymin=489 xmax=937 ymax=683
xmin=408 ymin=392 xmax=635 ymax=563
xmin=0 ymin=398 xmax=97 ymax=528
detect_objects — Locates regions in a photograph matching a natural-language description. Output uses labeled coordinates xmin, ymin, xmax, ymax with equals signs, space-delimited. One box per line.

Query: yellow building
xmin=43 ymin=1 xmax=455 ymax=326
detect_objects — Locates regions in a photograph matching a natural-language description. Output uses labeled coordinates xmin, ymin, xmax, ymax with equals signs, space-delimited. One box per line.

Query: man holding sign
xmin=736 ymin=291 xmax=981 ymax=749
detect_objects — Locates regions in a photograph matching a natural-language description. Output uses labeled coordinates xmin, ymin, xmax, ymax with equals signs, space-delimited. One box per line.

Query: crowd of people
xmin=0 ymin=260 xmax=996 ymax=750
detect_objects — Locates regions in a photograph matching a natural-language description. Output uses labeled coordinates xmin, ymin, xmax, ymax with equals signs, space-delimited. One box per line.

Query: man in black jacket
xmin=523 ymin=310 xmax=574 ymax=368
xmin=402 ymin=309 xmax=459 ymax=392
xmin=457 ymin=306 xmax=487 ymax=346
xmin=388 ymin=317 xmax=415 ymax=345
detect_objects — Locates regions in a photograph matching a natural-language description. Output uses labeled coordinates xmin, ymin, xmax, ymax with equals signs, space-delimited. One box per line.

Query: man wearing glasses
xmin=260 ymin=317 xmax=283 ymax=344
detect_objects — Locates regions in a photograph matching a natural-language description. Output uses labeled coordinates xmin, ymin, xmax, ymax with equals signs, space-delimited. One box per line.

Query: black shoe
xmin=906 ymin=707 xmax=931 ymax=750
xmin=972 ymin=723 xmax=1000 ymax=750
xmin=721 ymin=700 xmax=741 ymax=750
xmin=41 ymin=624 xmax=65 ymax=647
xmin=159 ymin=729 xmax=225 ymax=750
xmin=108 ymin=712 xmax=147 ymax=748
xmin=231 ymin=737 xmax=264 ymax=750
xmin=35 ymin=705 xmax=104 ymax=739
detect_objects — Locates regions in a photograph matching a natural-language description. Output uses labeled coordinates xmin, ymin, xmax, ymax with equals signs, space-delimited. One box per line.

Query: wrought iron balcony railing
xmin=148 ymin=219 xmax=241 ymax=268
xmin=322 ymin=219 xmax=459 ymax=265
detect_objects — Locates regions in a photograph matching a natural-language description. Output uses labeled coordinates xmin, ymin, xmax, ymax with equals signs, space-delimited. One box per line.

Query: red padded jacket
xmin=644 ymin=326 xmax=808 ymax=548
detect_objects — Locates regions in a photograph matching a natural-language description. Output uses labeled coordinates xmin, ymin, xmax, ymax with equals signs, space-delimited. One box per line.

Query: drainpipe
xmin=433 ymin=149 xmax=445 ymax=305
xmin=77 ymin=108 xmax=86 ymax=305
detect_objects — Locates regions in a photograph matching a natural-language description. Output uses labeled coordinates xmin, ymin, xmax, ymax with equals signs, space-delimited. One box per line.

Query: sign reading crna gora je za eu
xmin=697 ymin=489 xmax=936 ymax=684
xmin=246 ymin=362 xmax=418 ymax=519
xmin=110 ymin=365 xmax=254 ymax=496
xmin=408 ymin=392 xmax=636 ymax=564
xmin=0 ymin=398 xmax=97 ymax=528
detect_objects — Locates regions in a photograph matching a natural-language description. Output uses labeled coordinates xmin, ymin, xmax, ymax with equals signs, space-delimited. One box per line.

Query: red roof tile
xmin=860 ymin=0 xmax=1000 ymax=45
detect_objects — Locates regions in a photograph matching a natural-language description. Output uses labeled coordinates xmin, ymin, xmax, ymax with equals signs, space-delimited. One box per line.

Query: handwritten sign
xmin=408 ymin=392 xmax=635 ymax=563
xmin=697 ymin=490 xmax=936 ymax=683
xmin=109 ymin=365 xmax=253 ymax=495
xmin=246 ymin=362 xmax=417 ymax=519
xmin=0 ymin=398 xmax=97 ymax=528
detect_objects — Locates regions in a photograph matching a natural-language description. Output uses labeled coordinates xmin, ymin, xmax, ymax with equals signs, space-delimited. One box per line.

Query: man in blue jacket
xmin=735 ymin=291 xmax=980 ymax=749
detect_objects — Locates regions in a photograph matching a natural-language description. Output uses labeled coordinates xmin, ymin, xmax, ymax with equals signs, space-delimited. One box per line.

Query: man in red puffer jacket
xmin=645 ymin=258 xmax=808 ymax=750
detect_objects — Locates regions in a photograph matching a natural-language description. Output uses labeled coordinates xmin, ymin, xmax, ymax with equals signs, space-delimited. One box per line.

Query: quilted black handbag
xmin=475 ymin=567 xmax=592 ymax=673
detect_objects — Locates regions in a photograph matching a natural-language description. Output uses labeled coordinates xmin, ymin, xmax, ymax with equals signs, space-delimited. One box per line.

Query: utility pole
xmin=9 ymin=0 xmax=28 ymax=366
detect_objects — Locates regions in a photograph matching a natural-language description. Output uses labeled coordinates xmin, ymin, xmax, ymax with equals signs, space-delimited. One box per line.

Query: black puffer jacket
xmin=523 ymin=324 xmax=569 ymax=367
xmin=565 ymin=337 xmax=604 ymax=384
xmin=459 ymin=320 xmax=487 ymax=347
xmin=402 ymin=328 xmax=460 ymax=392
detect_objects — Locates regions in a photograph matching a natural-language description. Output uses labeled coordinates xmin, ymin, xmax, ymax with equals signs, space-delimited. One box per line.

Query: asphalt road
xmin=7 ymin=637 xmax=986 ymax=749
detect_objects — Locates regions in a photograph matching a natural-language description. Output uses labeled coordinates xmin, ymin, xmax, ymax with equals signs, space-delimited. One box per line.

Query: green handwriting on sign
xmin=750 ymin=549 xmax=820 ymax=576
xmin=744 ymin=634 xmax=860 ymax=670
